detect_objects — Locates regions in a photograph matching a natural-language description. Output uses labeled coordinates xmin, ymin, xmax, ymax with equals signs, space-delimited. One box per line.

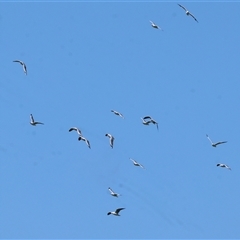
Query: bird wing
xmin=22 ymin=63 xmax=27 ymax=74
xmin=108 ymin=187 xmax=114 ymax=194
xmin=139 ymin=163 xmax=145 ymax=168
xmin=69 ymin=127 xmax=77 ymax=132
xmin=189 ymin=12 xmax=198 ymax=22
xmin=143 ymin=116 xmax=152 ymax=120
xmin=206 ymin=134 xmax=213 ymax=145
xmin=35 ymin=122 xmax=44 ymax=125
xmin=130 ymin=158 xmax=137 ymax=164
xmin=115 ymin=208 xmax=125 ymax=214
xmin=178 ymin=4 xmax=187 ymax=11
xmin=226 ymin=165 xmax=231 ymax=170
xmin=86 ymin=139 xmax=91 ymax=148
xmin=215 ymin=141 xmax=227 ymax=146
xmin=30 ymin=114 xmax=34 ymax=123
xmin=13 ymin=60 xmax=23 ymax=65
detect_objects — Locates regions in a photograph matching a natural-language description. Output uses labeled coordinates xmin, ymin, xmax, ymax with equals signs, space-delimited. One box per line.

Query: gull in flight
xmin=142 ymin=116 xmax=158 ymax=129
xmin=178 ymin=4 xmax=198 ymax=22
xmin=69 ymin=127 xmax=82 ymax=136
xmin=111 ymin=110 xmax=124 ymax=119
xmin=206 ymin=134 xmax=227 ymax=147
xmin=149 ymin=20 xmax=163 ymax=30
xmin=108 ymin=187 xmax=121 ymax=197
xmin=107 ymin=208 xmax=125 ymax=216
xmin=216 ymin=163 xmax=231 ymax=170
xmin=105 ymin=133 xmax=114 ymax=148
xmin=13 ymin=60 xmax=27 ymax=75
xmin=129 ymin=158 xmax=145 ymax=169
xmin=30 ymin=114 xmax=44 ymax=126
xmin=78 ymin=136 xmax=91 ymax=149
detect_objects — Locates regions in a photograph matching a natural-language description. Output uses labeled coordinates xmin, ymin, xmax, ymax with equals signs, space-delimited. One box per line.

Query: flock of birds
xmin=11 ymin=3 xmax=232 ymax=218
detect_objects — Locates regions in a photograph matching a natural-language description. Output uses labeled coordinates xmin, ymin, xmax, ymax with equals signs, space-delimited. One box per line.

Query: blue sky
xmin=1 ymin=1 xmax=240 ymax=239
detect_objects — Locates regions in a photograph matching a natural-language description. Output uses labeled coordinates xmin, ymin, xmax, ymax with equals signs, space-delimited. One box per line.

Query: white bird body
xmin=78 ymin=136 xmax=91 ymax=149
xmin=105 ymin=133 xmax=114 ymax=148
xmin=111 ymin=110 xmax=124 ymax=119
xmin=217 ymin=163 xmax=231 ymax=170
xmin=13 ymin=60 xmax=27 ymax=75
xmin=69 ymin=127 xmax=82 ymax=136
xmin=107 ymin=208 xmax=125 ymax=216
xmin=108 ymin=187 xmax=120 ymax=197
xmin=178 ymin=4 xmax=198 ymax=22
xmin=129 ymin=158 xmax=144 ymax=169
xmin=149 ymin=20 xmax=163 ymax=30
xmin=30 ymin=114 xmax=44 ymax=126
xmin=206 ymin=134 xmax=227 ymax=147
xmin=141 ymin=116 xmax=158 ymax=129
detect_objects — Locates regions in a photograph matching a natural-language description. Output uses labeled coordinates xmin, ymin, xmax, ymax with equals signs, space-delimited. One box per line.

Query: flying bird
xmin=105 ymin=133 xmax=114 ymax=148
xmin=108 ymin=187 xmax=121 ymax=197
xmin=13 ymin=60 xmax=27 ymax=75
xmin=30 ymin=114 xmax=44 ymax=126
xmin=129 ymin=158 xmax=145 ymax=169
xmin=141 ymin=117 xmax=152 ymax=126
xmin=107 ymin=208 xmax=125 ymax=216
xmin=142 ymin=116 xmax=158 ymax=129
xmin=111 ymin=110 xmax=124 ymax=119
xmin=69 ymin=127 xmax=82 ymax=136
xmin=206 ymin=134 xmax=227 ymax=147
xmin=78 ymin=136 xmax=91 ymax=149
xmin=178 ymin=4 xmax=198 ymax=22
xmin=149 ymin=20 xmax=163 ymax=30
xmin=216 ymin=163 xmax=231 ymax=170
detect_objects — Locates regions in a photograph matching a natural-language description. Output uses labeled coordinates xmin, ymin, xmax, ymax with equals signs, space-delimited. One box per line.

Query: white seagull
xmin=206 ymin=134 xmax=227 ymax=147
xmin=108 ymin=187 xmax=121 ymax=197
xmin=13 ymin=60 xmax=27 ymax=75
xmin=69 ymin=127 xmax=82 ymax=136
xmin=105 ymin=133 xmax=114 ymax=148
xmin=178 ymin=4 xmax=198 ymax=22
xmin=107 ymin=207 xmax=125 ymax=216
xmin=111 ymin=110 xmax=124 ymax=119
xmin=142 ymin=116 xmax=158 ymax=129
xmin=30 ymin=114 xmax=44 ymax=126
xmin=141 ymin=117 xmax=152 ymax=126
xmin=78 ymin=136 xmax=91 ymax=149
xmin=216 ymin=163 xmax=231 ymax=170
xmin=129 ymin=158 xmax=145 ymax=169
xmin=149 ymin=20 xmax=163 ymax=30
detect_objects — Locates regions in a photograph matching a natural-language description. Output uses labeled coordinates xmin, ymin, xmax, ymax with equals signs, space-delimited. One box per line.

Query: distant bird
xmin=107 ymin=208 xmax=125 ymax=216
xmin=129 ymin=158 xmax=144 ymax=169
xmin=216 ymin=163 xmax=231 ymax=170
xmin=149 ymin=20 xmax=163 ymax=30
xmin=206 ymin=134 xmax=227 ymax=147
xmin=78 ymin=136 xmax=91 ymax=149
xmin=111 ymin=110 xmax=124 ymax=119
xmin=69 ymin=127 xmax=82 ymax=136
xmin=108 ymin=187 xmax=121 ymax=197
xmin=142 ymin=116 xmax=158 ymax=129
xmin=105 ymin=133 xmax=114 ymax=148
xmin=30 ymin=114 xmax=44 ymax=126
xmin=178 ymin=4 xmax=198 ymax=22
xmin=13 ymin=60 xmax=27 ymax=75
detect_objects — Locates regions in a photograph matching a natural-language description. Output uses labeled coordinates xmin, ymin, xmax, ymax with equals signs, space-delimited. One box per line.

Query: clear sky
xmin=1 ymin=1 xmax=240 ymax=239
